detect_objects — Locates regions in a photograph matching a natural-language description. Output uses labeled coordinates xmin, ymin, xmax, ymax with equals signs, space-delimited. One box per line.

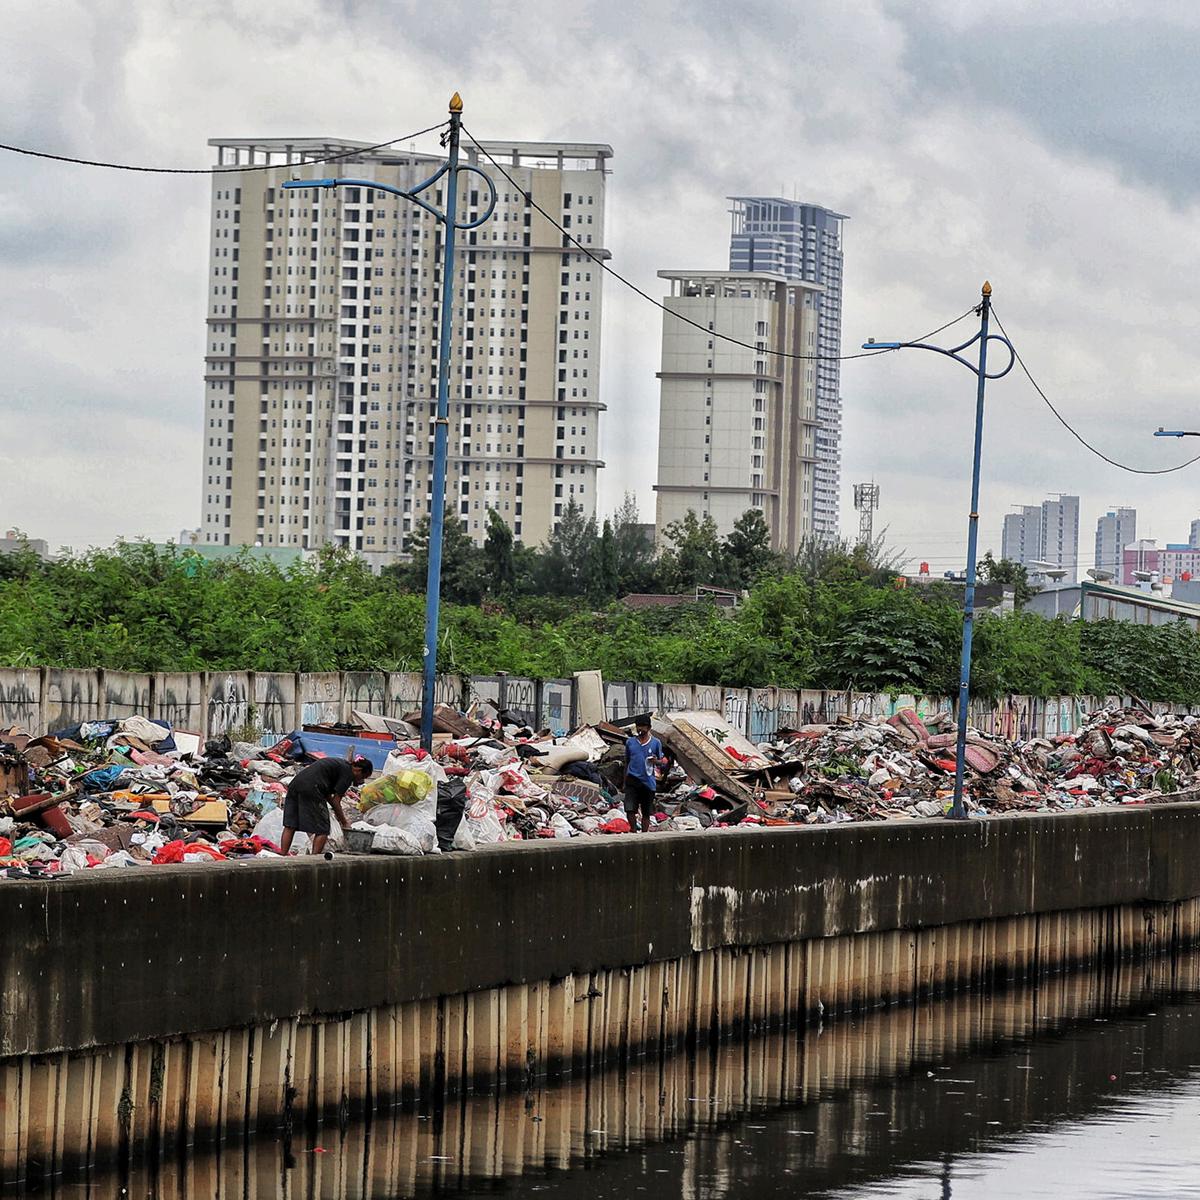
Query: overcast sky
xmin=3 ymin=0 xmax=1200 ymax=571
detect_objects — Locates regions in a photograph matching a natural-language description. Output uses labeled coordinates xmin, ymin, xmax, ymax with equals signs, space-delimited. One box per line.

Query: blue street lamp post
xmin=284 ymin=94 xmax=496 ymax=751
xmin=863 ymin=282 xmax=1015 ymax=819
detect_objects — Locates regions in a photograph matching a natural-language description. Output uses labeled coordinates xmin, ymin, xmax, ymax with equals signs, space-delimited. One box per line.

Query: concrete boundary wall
xmin=4 ymin=802 xmax=1200 ymax=1061
xmin=9 ymin=952 xmax=1195 ymax=1195
xmin=1 ymin=902 xmax=1197 ymax=1184
xmin=0 ymin=667 xmax=1176 ymax=742
xmin=5 ymin=804 xmax=1200 ymax=1182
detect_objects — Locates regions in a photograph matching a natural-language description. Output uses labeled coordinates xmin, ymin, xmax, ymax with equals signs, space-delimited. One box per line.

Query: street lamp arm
xmin=864 ymin=281 xmax=1005 ymax=820
xmin=863 ymin=329 xmax=1016 ymax=381
xmin=280 ymin=94 xmax=496 ymax=753
xmin=283 ymin=163 xmax=497 ymax=230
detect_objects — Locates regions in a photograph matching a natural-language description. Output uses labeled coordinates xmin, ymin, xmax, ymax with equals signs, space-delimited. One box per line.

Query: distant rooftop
xmin=727 ymin=196 xmax=849 ymax=220
xmin=658 ymin=268 xmax=824 ymax=292
xmin=207 ymin=137 xmax=612 ymax=171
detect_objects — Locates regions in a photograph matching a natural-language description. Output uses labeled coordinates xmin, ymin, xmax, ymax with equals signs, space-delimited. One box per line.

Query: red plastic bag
xmin=600 ymin=816 xmax=631 ymax=834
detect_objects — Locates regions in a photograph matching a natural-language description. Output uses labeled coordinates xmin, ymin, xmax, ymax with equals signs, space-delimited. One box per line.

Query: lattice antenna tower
xmin=853 ymin=482 xmax=880 ymax=546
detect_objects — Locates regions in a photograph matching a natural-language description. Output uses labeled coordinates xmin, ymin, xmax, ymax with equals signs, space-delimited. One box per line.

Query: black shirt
xmin=286 ymin=757 xmax=354 ymax=804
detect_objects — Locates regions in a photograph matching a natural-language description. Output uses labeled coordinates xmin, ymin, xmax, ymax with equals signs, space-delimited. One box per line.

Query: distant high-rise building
xmin=200 ymin=136 xmax=612 ymax=565
xmin=1001 ymin=495 xmax=1080 ymax=581
xmin=728 ymin=198 xmax=846 ymax=539
xmin=1095 ymin=507 xmax=1136 ymax=578
xmin=653 ymin=270 xmax=821 ymax=553
xmin=1001 ymin=505 xmax=1042 ymax=566
xmin=1040 ymin=494 xmax=1080 ymax=581
xmin=1190 ymin=518 xmax=1200 ymax=549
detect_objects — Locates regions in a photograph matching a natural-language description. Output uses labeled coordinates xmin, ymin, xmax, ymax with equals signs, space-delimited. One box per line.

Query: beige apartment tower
xmin=653 ymin=271 xmax=822 ymax=553
xmin=201 ymin=137 xmax=610 ymax=564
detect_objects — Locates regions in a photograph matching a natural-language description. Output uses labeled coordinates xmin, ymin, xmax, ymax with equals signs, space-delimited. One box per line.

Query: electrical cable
xmin=0 ymin=121 xmax=449 ymax=175
xmin=462 ymin=125 xmax=976 ymax=364
xmin=991 ymin=308 xmax=1200 ymax=476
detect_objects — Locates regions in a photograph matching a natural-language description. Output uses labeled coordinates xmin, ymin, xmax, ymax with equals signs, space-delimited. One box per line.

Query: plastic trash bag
xmin=359 ymin=769 xmax=434 ymax=811
xmin=436 ymin=779 xmax=472 ymax=852
xmin=251 ymin=805 xmax=345 ymax=853
xmin=363 ymin=799 xmax=437 ymax=853
xmin=465 ymin=803 xmax=506 ymax=844
xmin=370 ymin=824 xmax=425 ymax=855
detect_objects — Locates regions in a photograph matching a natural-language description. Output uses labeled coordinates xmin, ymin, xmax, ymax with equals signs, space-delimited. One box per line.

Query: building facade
xmin=1039 ymin=494 xmax=1080 ymax=581
xmin=200 ymin=137 xmax=611 ymax=565
xmin=1000 ymin=495 xmax=1079 ymax=581
xmin=1001 ymin=505 xmax=1042 ymax=566
xmin=653 ymin=270 xmax=821 ymax=553
xmin=1094 ymin=506 xmax=1136 ymax=578
xmin=1120 ymin=539 xmax=1200 ymax=585
xmin=728 ymin=198 xmax=846 ymax=539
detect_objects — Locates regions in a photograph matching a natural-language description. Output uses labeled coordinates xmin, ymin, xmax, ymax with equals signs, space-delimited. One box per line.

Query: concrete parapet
xmin=5 ymin=803 xmax=1200 ymax=1182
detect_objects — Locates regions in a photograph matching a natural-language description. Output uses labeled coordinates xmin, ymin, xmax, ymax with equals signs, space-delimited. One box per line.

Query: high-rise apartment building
xmin=1001 ymin=505 xmax=1042 ymax=566
xmin=200 ymin=137 xmax=611 ymax=564
xmin=653 ymin=270 xmax=821 ymax=553
xmin=728 ymin=198 xmax=846 ymax=538
xmin=1040 ymin=494 xmax=1080 ymax=581
xmin=1094 ymin=506 xmax=1136 ymax=578
xmin=1000 ymin=495 xmax=1080 ymax=580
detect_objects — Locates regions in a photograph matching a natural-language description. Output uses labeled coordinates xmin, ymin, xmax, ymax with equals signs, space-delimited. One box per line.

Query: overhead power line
xmin=462 ymin=125 xmax=975 ymax=364
xmin=0 ymin=120 xmax=449 ymax=175
xmin=991 ymin=309 xmax=1200 ymax=476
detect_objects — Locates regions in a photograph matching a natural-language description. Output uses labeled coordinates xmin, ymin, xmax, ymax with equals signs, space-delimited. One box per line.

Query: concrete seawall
xmin=4 ymin=803 xmax=1200 ymax=1182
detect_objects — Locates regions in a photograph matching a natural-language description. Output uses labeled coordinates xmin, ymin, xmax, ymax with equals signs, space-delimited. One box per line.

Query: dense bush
xmin=0 ymin=537 xmax=1197 ymax=701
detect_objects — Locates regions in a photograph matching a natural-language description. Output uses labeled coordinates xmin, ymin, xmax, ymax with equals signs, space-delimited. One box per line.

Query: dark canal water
xmin=16 ymin=954 xmax=1200 ymax=1197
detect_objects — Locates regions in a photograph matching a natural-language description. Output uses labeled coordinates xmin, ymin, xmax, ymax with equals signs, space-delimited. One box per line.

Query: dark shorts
xmin=624 ymin=778 xmax=656 ymax=825
xmin=283 ymin=793 xmax=331 ymax=836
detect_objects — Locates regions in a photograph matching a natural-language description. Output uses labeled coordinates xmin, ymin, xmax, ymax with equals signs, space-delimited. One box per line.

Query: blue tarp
xmin=281 ymin=729 xmax=399 ymax=771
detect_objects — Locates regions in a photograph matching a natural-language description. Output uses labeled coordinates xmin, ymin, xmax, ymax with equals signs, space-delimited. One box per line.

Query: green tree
xmin=482 ymin=508 xmax=516 ymax=594
xmin=536 ymin=499 xmax=597 ymax=596
xmin=659 ymin=510 xmax=723 ymax=592
xmin=722 ymin=509 xmax=778 ymax=589
xmin=611 ymin=493 xmax=659 ymax=595
xmin=588 ymin=519 xmax=619 ymax=602
xmin=978 ymin=552 xmax=1039 ymax=608
xmin=393 ymin=507 xmax=484 ymax=605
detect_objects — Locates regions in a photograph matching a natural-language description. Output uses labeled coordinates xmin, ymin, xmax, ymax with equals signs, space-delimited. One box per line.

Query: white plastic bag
xmin=452 ymin=818 xmax=476 ymax=851
xmin=382 ymin=749 xmax=448 ymax=784
xmin=363 ymin=798 xmax=438 ymax=853
xmin=370 ymin=824 xmax=424 ymax=855
xmin=251 ymin=805 xmax=345 ymax=853
xmin=466 ymin=804 xmax=506 ymax=844
xmin=59 ymin=844 xmax=105 ymax=873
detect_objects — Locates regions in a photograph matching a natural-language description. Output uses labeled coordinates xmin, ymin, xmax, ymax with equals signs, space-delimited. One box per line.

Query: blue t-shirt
xmin=625 ymin=735 xmax=663 ymax=791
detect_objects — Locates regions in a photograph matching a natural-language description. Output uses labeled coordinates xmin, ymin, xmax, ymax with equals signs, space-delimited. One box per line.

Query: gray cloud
xmin=2 ymin=0 xmax=1200 ymax=573
xmin=892 ymin=7 xmax=1200 ymax=204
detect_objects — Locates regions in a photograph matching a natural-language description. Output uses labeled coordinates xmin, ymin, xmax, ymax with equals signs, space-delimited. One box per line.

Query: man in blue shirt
xmin=623 ymin=716 xmax=664 ymax=833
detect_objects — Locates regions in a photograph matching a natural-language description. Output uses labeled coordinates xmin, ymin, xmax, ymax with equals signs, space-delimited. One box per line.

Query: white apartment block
xmin=1040 ymin=493 xmax=1080 ymax=581
xmin=201 ymin=137 xmax=611 ymax=564
xmin=653 ymin=271 xmax=822 ymax=553
xmin=1095 ymin=506 xmax=1136 ymax=577
xmin=1001 ymin=505 xmax=1042 ymax=566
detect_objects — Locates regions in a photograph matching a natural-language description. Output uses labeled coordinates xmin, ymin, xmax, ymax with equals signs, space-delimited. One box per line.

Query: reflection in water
xmin=16 ymin=954 xmax=1200 ymax=1198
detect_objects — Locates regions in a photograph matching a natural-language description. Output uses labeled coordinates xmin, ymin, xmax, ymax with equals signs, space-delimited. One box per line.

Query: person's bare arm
xmin=330 ymin=791 xmax=351 ymax=830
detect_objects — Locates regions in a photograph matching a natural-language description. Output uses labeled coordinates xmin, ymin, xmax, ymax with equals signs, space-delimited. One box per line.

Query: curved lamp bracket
xmin=901 ymin=330 xmax=1016 ymax=381
xmin=283 ymin=161 xmax=497 ymax=230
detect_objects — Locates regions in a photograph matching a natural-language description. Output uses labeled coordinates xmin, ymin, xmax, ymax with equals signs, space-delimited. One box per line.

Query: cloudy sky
xmin=3 ymin=0 xmax=1200 ymax=572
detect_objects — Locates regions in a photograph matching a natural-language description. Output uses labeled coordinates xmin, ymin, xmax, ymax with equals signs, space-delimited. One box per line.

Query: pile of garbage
xmin=745 ymin=705 xmax=1200 ymax=823
xmin=2 ymin=701 xmax=1199 ymax=878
